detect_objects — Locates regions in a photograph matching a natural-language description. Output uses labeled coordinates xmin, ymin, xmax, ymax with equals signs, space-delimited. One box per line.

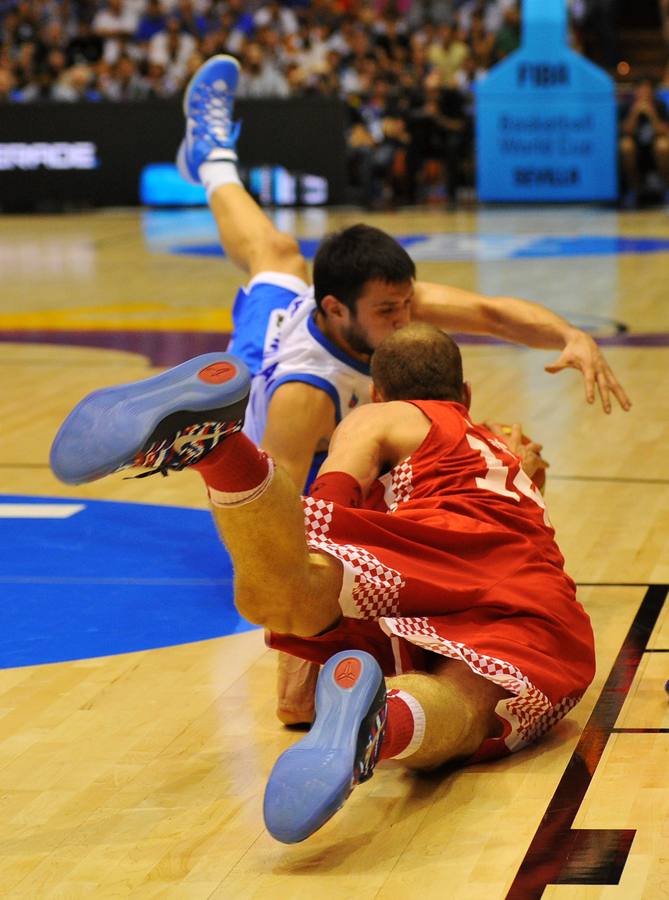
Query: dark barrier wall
xmin=0 ymin=98 xmax=349 ymax=212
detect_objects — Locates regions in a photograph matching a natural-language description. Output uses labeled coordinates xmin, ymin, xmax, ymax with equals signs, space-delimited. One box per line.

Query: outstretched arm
xmin=412 ymin=280 xmax=631 ymax=414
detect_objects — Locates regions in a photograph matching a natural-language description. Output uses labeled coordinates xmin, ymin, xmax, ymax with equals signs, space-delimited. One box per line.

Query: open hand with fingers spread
xmin=545 ymin=329 xmax=631 ymax=414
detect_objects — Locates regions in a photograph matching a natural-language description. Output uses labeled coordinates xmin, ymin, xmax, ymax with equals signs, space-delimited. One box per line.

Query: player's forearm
xmin=472 ymin=295 xmax=580 ymax=349
xmin=413 ymin=281 xmax=578 ymax=350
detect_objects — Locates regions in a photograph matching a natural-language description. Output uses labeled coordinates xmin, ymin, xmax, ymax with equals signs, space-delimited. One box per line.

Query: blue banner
xmin=476 ymin=0 xmax=617 ymax=201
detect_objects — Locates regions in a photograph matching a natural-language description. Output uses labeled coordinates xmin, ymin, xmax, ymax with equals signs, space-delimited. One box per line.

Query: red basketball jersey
xmin=367 ymin=400 xmax=566 ymax=575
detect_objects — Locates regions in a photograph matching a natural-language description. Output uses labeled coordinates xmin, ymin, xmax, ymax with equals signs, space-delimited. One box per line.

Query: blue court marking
xmin=166 ymin=233 xmax=669 ymax=262
xmin=0 ymin=495 xmax=255 ymax=669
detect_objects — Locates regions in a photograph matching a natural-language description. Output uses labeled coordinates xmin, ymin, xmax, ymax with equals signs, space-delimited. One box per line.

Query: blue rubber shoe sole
xmin=264 ymin=650 xmax=386 ymax=844
xmin=50 ymin=352 xmax=250 ymax=485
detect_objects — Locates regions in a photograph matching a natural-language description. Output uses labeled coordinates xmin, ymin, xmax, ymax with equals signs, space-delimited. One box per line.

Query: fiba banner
xmin=476 ymin=0 xmax=617 ymax=202
xmin=0 ymin=98 xmax=348 ymax=212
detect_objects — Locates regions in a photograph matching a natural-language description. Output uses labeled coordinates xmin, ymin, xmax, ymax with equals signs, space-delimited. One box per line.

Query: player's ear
xmin=321 ymin=294 xmax=347 ymax=319
xmin=371 ymin=383 xmax=385 ymax=403
xmin=462 ymin=381 xmax=472 ymax=409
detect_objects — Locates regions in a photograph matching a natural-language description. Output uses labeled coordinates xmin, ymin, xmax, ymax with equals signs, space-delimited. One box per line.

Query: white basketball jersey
xmin=243 ymin=288 xmax=372 ymax=444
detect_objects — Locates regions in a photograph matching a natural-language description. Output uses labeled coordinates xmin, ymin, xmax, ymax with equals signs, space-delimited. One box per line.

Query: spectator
xmin=148 ymin=14 xmax=196 ymax=89
xmin=0 ymin=64 xmax=19 ymax=101
xmin=51 ymin=62 xmax=101 ymax=101
xmin=100 ymin=54 xmax=148 ymax=99
xmin=657 ymin=59 xmax=669 ymax=109
xmin=494 ymin=3 xmax=521 ymax=60
xmin=619 ymin=76 xmax=669 ymax=207
xmin=584 ymin=0 xmax=620 ymax=70
xmin=144 ymin=59 xmax=170 ymax=96
xmin=457 ymin=0 xmax=517 ymax=36
xmin=9 ymin=1 xmax=39 ymax=46
xmin=67 ymin=18 xmax=104 ymax=66
xmin=468 ymin=10 xmax=496 ymax=69
xmin=13 ymin=40 xmax=38 ymax=93
xmin=93 ymin=0 xmax=138 ymax=64
xmin=427 ymin=22 xmax=469 ymax=86
xmin=661 ymin=0 xmax=669 ymax=47
xmin=405 ymin=73 xmax=471 ymax=206
xmin=176 ymin=0 xmax=208 ymax=40
xmin=347 ymin=79 xmax=409 ymax=208
xmin=236 ymin=41 xmax=289 ymax=98
xmin=373 ymin=12 xmax=410 ymax=63
xmin=254 ymin=1 xmax=299 ymax=38
xmin=135 ymin=0 xmax=166 ymax=45
xmin=224 ymin=0 xmax=255 ymax=55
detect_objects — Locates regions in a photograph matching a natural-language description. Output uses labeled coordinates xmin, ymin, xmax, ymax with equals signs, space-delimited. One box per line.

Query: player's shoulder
xmin=341 ymin=400 xmax=429 ymax=437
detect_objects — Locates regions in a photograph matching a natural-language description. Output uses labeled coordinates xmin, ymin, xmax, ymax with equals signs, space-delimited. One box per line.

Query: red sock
xmin=193 ymin=432 xmax=273 ymax=506
xmin=379 ymin=689 xmax=426 ymax=760
xmin=309 ymin=471 xmax=363 ymax=507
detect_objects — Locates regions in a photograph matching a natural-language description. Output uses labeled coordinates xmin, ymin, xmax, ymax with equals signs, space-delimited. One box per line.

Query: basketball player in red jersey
xmin=51 ymin=322 xmax=595 ymax=843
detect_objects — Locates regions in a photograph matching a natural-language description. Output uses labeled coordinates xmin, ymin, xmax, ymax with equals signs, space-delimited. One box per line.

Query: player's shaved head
xmin=371 ymin=323 xmax=465 ymax=402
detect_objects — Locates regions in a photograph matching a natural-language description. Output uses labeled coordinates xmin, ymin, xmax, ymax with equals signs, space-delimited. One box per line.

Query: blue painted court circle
xmin=0 ymin=495 xmax=254 ymax=668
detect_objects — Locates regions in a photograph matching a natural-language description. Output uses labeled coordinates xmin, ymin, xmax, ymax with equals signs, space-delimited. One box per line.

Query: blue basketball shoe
xmin=50 ymin=353 xmax=250 ymax=485
xmin=177 ymin=54 xmax=241 ymax=185
xmin=264 ymin=650 xmax=387 ymax=844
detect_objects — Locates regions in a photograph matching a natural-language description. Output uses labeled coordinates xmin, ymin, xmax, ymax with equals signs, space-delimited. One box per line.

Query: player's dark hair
xmin=313 ymin=224 xmax=416 ymax=314
xmin=371 ymin=322 xmax=465 ymax=402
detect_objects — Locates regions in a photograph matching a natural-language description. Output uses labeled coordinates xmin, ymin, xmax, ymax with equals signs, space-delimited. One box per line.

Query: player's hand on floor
xmin=544 ymin=329 xmax=632 ymax=414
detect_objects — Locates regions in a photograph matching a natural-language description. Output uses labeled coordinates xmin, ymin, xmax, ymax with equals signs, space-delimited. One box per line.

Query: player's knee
xmin=250 ymin=228 xmax=307 ymax=279
xmin=235 ymin=577 xmax=311 ymax=636
xmin=268 ymin=229 xmax=302 ymax=261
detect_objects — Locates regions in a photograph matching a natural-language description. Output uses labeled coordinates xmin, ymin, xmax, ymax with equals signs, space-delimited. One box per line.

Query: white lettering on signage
xmin=0 ymin=142 xmax=98 ymax=171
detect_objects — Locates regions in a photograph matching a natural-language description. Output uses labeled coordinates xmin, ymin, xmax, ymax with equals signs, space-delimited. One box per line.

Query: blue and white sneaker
xmin=177 ymin=54 xmax=241 ymax=185
xmin=50 ymin=353 xmax=250 ymax=485
xmin=264 ymin=650 xmax=387 ymax=844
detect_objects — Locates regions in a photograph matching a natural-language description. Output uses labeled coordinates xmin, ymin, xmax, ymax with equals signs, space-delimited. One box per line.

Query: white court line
xmin=0 ymin=503 xmax=85 ymax=518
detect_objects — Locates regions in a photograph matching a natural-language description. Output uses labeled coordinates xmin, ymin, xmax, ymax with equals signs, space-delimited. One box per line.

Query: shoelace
xmin=124 ymin=420 xmax=242 ymax=479
xmin=192 ymin=83 xmax=234 ymax=144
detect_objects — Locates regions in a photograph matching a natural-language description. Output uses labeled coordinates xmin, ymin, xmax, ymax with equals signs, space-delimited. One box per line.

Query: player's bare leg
xmin=209 ymin=184 xmax=308 ymax=281
xmin=263 ymin=649 xmax=509 ymax=843
xmin=276 ymin=650 xmax=318 ymax=725
xmin=50 ymin=351 xmax=341 ymax=638
xmin=178 ymin=55 xmax=316 ymax=718
xmin=382 ymin=657 xmax=509 ymax=770
xmin=177 ymin=54 xmax=308 ymax=281
xmin=197 ymin=451 xmax=342 ymax=638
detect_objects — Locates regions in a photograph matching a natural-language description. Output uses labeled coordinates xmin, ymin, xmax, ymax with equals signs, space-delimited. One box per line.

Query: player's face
xmin=345 ymin=279 xmax=414 ymax=355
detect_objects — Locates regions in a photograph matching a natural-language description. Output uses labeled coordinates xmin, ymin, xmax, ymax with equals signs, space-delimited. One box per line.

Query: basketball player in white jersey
xmin=177 ymin=55 xmax=630 ymax=724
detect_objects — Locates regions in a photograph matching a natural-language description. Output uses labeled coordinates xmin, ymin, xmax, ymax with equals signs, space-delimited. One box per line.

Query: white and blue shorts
xmin=227 ymin=271 xmax=309 ymax=376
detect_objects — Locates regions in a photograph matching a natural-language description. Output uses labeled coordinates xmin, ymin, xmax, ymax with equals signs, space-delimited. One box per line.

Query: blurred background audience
xmin=1 ymin=0 xmax=668 ymax=207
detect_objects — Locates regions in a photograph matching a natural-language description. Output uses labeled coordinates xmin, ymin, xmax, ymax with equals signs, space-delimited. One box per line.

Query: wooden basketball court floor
xmin=0 ymin=203 xmax=667 ymax=898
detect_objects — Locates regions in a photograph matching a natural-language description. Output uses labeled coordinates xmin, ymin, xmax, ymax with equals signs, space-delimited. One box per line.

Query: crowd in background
xmin=0 ymin=0 xmax=525 ymax=104
xmin=1 ymin=0 xmax=669 ymax=206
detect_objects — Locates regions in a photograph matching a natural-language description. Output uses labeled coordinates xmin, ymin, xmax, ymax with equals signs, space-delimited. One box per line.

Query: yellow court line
xmin=0 ymin=304 xmax=234 ymax=332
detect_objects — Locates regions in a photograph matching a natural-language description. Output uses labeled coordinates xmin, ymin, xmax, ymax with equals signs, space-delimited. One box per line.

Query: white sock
xmin=200 ymin=159 xmax=243 ymax=199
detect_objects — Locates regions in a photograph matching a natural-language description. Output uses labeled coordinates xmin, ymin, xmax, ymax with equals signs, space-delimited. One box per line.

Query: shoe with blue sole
xmin=264 ymin=650 xmax=387 ymax=844
xmin=50 ymin=353 xmax=250 ymax=485
xmin=177 ymin=54 xmax=241 ymax=185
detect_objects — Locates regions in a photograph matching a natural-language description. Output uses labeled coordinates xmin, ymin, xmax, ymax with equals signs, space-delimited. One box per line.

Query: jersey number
xmin=465 ymin=432 xmax=550 ymax=523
